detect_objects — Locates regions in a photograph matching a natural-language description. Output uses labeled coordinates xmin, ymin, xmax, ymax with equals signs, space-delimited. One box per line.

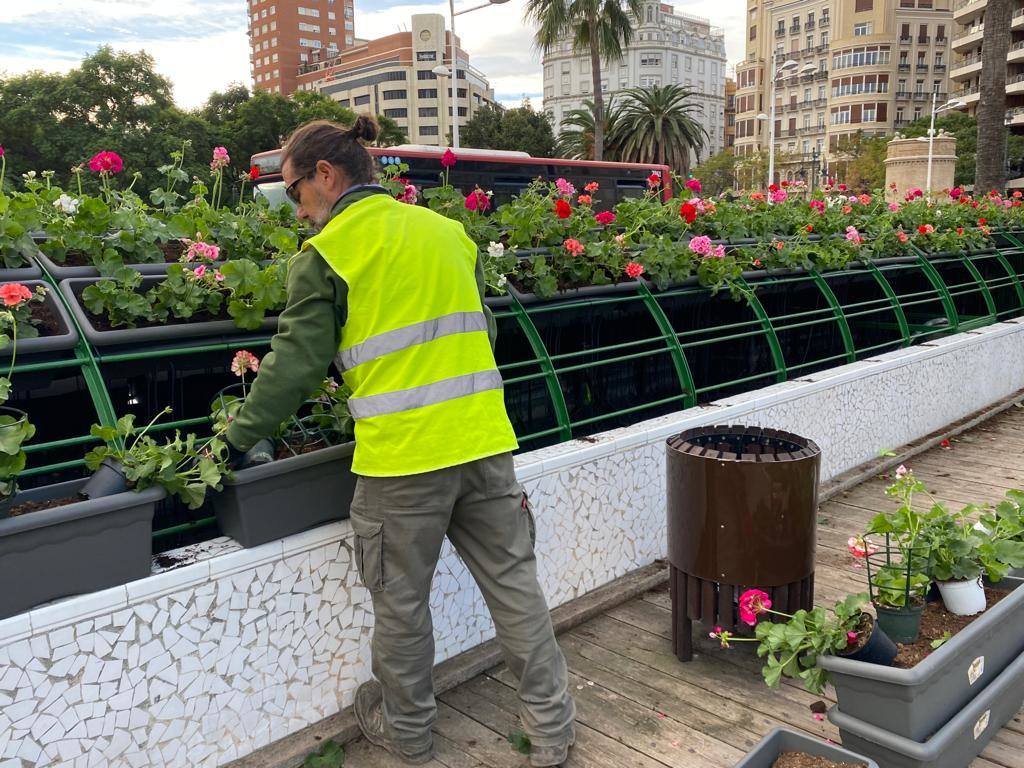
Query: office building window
xmin=419 ymin=126 xmax=439 ymax=136
xmin=354 ymin=94 xmax=370 ymax=105
xmin=383 ymin=108 xmax=407 ymax=118
xmin=419 ymin=107 xmax=438 ymax=117
xmin=418 ymin=88 xmax=437 ymax=98
xmin=417 ymin=70 xmax=437 ymax=80
xmin=383 ymin=89 xmax=406 ymax=100
xmin=299 ymin=22 xmax=320 ymax=33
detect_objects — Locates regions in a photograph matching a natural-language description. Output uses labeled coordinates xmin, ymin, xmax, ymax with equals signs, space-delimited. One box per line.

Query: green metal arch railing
xmin=9 ymin=236 xmax=1024 ymax=550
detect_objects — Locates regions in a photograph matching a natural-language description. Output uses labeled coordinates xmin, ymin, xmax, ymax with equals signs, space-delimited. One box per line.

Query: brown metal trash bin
xmin=666 ymin=425 xmax=821 ymax=661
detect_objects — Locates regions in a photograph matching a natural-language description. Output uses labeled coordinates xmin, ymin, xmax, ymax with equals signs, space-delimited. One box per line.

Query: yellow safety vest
xmin=303 ymin=194 xmax=518 ymax=476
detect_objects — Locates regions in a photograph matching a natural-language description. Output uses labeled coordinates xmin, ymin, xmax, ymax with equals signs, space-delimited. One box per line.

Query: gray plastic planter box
xmin=734 ymin=727 xmax=879 ymax=767
xmin=36 ymin=250 xmax=175 ymax=280
xmin=59 ymin=276 xmax=277 ymax=347
xmin=819 ymin=579 xmax=1024 ymax=741
xmin=830 ymin=650 xmax=1024 ymax=768
xmin=0 ymin=279 xmax=79 ymax=357
xmin=0 ymin=479 xmax=164 ymax=620
xmin=211 ymin=442 xmax=357 ymax=547
xmin=0 ymin=256 xmax=43 ymax=282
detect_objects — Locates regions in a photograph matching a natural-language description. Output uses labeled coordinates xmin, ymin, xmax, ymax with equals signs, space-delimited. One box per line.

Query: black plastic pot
xmin=59 ymin=275 xmax=277 ymax=347
xmin=820 ymin=580 xmax=1024 ymax=742
xmin=0 ymin=478 xmax=164 ymax=619
xmin=830 ymin=650 xmax=1024 ymax=768
xmin=838 ymin=617 xmax=898 ymax=666
xmin=0 ymin=279 xmax=79 ymax=357
xmin=733 ymin=726 xmax=878 ymax=768
xmin=78 ymin=457 xmax=129 ymax=499
xmin=211 ymin=441 xmax=356 ymax=547
xmin=874 ymin=603 xmax=924 ymax=643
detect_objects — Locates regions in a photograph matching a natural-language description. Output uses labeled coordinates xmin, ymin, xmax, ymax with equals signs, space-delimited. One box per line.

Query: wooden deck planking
xmin=342 ymin=407 xmax=1024 ymax=768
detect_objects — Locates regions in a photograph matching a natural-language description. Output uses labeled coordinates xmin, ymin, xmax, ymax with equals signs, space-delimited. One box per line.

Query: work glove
xmin=226 ymin=438 xmax=275 ymax=470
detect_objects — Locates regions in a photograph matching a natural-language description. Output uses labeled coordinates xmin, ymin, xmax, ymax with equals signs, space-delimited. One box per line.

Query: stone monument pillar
xmin=884 ymin=131 xmax=957 ymax=201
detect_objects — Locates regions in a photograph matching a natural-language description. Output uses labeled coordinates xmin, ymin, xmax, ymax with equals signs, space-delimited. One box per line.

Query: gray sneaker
xmin=354 ymin=681 xmax=434 ymax=765
xmin=530 ymin=726 xmax=576 ymax=767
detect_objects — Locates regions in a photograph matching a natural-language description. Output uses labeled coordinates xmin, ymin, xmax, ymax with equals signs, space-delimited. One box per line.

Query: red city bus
xmin=250 ymin=144 xmax=673 ymax=210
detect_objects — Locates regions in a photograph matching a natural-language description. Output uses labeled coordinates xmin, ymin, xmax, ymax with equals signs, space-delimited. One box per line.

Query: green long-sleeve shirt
xmin=226 ymin=186 xmax=496 ymax=452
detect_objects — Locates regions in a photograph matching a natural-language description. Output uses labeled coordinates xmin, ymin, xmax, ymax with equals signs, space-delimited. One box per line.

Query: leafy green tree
xmin=834 ymin=132 xmax=888 ymax=192
xmin=374 ymin=114 xmax=408 ymax=147
xmin=900 ymin=111 xmax=1024 ymax=188
xmin=461 ymin=103 xmax=556 ymax=157
xmin=694 ymin=150 xmax=738 ymax=195
xmin=525 ymin=0 xmax=644 ymax=161
xmin=612 ymin=85 xmax=708 ymax=175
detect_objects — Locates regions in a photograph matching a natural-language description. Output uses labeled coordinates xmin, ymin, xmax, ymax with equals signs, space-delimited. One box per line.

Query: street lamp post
xmin=431 ymin=64 xmax=452 ymax=146
xmin=444 ymin=0 xmax=510 ymax=149
xmin=925 ymin=93 xmax=966 ymax=198
xmin=757 ymin=54 xmax=815 ymax=191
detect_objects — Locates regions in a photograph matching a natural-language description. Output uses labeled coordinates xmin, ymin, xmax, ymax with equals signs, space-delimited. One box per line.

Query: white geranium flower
xmin=54 ymin=194 xmax=80 ymax=215
xmin=487 ymin=241 xmax=505 ymax=258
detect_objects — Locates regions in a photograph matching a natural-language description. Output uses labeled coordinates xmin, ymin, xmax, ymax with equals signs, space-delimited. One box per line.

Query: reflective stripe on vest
xmin=347 ymin=369 xmax=504 ymax=419
xmin=336 ymin=310 xmax=488 ymax=372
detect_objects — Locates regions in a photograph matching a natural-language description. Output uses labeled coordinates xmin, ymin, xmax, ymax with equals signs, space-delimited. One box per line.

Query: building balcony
xmin=952 ymin=25 xmax=985 ymax=52
xmin=815 ymin=43 xmax=829 ymax=53
xmin=895 ymin=90 xmax=910 ymax=100
xmin=956 ymin=84 xmax=981 ymax=104
xmin=918 ymin=37 xmax=930 ymax=45
xmin=814 ymin=70 xmax=829 ymax=80
xmin=806 ymin=20 xmax=815 ymax=30
xmin=1007 ymin=106 xmax=1024 ymax=126
xmin=1009 ymin=40 xmax=1024 ymax=64
xmin=1014 ymin=8 xmax=1024 ymax=29
xmin=1008 ymin=73 xmax=1024 ymax=95
xmin=951 ymin=54 xmax=983 ymax=80
xmin=954 ymin=0 xmax=987 ymax=24
xmin=898 ymin=63 xmax=911 ymax=72
xmin=819 ymin=16 xmax=830 ymax=28
xmin=776 ymin=28 xmax=786 ymax=38
xmin=916 ymin=63 xmax=930 ymax=72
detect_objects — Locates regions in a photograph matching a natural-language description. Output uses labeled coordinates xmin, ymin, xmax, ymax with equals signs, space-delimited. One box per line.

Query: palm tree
xmin=553 ymin=98 xmax=626 ymax=160
xmin=976 ymin=0 xmax=1012 ymax=192
xmin=612 ymin=85 xmax=708 ymax=175
xmin=525 ymin=0 xmax=644 ymax=161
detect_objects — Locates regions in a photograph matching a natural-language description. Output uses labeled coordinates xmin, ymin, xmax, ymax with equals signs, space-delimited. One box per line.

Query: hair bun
xmin=350 ymin=114 xmax=380 ymax=144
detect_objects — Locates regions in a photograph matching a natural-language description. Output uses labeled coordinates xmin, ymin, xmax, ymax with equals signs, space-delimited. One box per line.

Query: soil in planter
xmin=892 ymin=586 xmax=1009 ymax=668
xmin=772 ymin=753 xmax=865 ymax=768
xmin=28 ymin=300 xmax=65 ymax=337
xmin=273 ymin=440 xmax=327 ymax=461
xmin=6 ymin=496 xmax=80 ymax=517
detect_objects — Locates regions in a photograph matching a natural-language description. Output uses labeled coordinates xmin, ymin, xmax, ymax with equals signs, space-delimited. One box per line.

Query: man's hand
xmin=226 ymin=438 xmax=276 ymax=470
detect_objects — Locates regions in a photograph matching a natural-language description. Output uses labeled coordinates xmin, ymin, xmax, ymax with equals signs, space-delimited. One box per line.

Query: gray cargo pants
xmin=348 ymin=451 xmax=575 ymax=751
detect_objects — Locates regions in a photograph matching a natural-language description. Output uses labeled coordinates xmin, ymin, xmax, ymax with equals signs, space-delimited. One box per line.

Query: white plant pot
xmin=937 ymin=577 xmax=987 ymax=616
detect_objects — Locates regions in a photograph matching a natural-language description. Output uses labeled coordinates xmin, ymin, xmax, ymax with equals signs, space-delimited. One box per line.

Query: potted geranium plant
xmin=207 ymin=350 xmax=357 ymax=547
xmin=860 ymin=467 xmax=932 ymax=642
xmin=710 ymin=590 xmax=895 ymax=695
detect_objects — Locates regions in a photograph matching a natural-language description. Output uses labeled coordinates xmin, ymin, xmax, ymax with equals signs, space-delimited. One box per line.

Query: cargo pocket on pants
xmin=351 ymin=517 xmax=385 ymax=592
xmin=521 ymin=493 xmax=536 ymax=549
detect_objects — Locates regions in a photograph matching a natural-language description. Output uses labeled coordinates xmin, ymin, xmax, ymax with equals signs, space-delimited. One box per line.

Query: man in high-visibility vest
xmin=226 ymin=117 xmax=576 ymax=767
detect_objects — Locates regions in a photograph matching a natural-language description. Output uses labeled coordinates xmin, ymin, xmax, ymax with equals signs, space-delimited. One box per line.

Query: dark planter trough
xmin=818 ymin=579 xmax=1024 ymax=741
xmin=0 ymin=279 xmax=79 ymax=356
xmin=211 ymin=442 xmax=357 ymax=547
xmin=830 ymin=650 xmax=1024 ymax=768
xmin=0 ymin=479 xmax=164 ymax=620
xmin=58 ymin=276 xmax=277 ymax=347
xmin=35 ymin=250 xmax=179 ymax=280
xmin=733 ymin=727 xmax=879 ymax=768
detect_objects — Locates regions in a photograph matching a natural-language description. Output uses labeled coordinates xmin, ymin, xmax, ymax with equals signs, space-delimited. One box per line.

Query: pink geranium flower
xmin=738 ymin=589 xmax=772 ymax=626
xmin=185 ymin=240 xmax=220 ymax=262
xmin=440 ymin=148 xmax=457 ymax=168
xmin=564 ymin=238 xmax=585 ymax=257
xmin=594 ymin=210 xmax=616 ymax=226
xmin=231 ymin=350 xmax=260 ymax=377
xmin=210 ymin=146 xmax=230 ymax=171
xmin=770 ymin=188 xmax=788 ymax=204
xmin=847 ymin=536 xmax=878 ymax=559
xmin=685 ymin=178 xmax=702 ymax=194
xmin=555 ymin=177 xmax=576 ymax=197
xmin=88 ymin=151 xmax=123 ymax=174
xmin=464 ymin=188 xmax=491 ymax=212
xmin=688 ymin=235 xmax=713 ymax=257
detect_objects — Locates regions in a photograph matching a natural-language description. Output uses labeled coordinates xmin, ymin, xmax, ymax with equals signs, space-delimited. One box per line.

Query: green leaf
xmin=507 ymin=730 xmax=531 ymax=755
xmin=303 ymin=740 xmax=345 ymax=768
xmin=930 ymin=631 xmax=952 ymax=650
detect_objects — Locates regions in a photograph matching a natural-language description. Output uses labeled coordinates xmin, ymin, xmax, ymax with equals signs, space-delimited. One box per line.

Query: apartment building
xmin=734 ymin=0 xmax=953 ymax=185
xmin=294 ymin=14 xmax=498 ymax=147
xmin=247 ymin=0 xmax=357 ymax=96
xmin=726 ymin=77 xmax=737 ymax=149
xmin=949 ymin=0 xmax=1024 ymax=138
xmin=541 ymin=2 xmax=728 ymax=162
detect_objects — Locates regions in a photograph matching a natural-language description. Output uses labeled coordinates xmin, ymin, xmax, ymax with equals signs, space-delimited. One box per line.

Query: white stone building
xmin=541 ymin=2 xmax=727 ymax=162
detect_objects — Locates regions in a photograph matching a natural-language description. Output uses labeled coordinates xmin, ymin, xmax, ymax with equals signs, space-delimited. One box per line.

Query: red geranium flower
xmin=594 ymin=210 xmax=616 ymax=226
xmin=0 ymin=283 xmax=33 ymax=307
xmin=680 ymin=202 xmax=697 ymax=223
xmin=978 ymin=218 xmax=987 ymax=225
xmin=625 ymin=261 xmax=645 ymax=278
xmin=554 ymin=199 xmax=572 ymax=219
xmin=249 ymin=164 xmax=260 ymax=181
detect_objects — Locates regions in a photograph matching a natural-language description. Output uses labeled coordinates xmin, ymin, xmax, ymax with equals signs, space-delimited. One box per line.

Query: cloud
xmin=0 ymin=0 xmax=747 ymax=111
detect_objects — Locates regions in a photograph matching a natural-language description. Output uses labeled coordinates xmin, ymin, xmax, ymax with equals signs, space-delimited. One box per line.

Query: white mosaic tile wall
xmin=1 ymin=320 xmax=1022 ymax=767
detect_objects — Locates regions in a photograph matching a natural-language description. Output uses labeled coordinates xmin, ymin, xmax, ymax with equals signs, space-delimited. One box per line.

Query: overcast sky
xmin=0 ymin=0 xmax=745 ymax=110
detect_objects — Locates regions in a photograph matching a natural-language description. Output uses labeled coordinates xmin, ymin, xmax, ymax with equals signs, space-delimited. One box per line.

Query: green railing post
xmin=992 ymin=250 xmax=1024 ymax=311
xmin=507 ymin=295 xmax=573 ymax=442
xmin=913 ymin=251 xmax=960 ymax=333
xmin=810 ymin=270 xmax=856 ymax=363
xmin=739 ymin=277 xmax=787 ymax=382
xmin=864 ymin=263 xmax=911 ymax=346
xmin=957 ymin=253 xmax=997 ymax=321
xmin=636 ymin=282 xmax=697 ymax=408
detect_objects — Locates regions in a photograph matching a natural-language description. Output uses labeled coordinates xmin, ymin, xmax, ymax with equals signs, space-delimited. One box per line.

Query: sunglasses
xmin=285 ymin=172 xmax=313 ymax=204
